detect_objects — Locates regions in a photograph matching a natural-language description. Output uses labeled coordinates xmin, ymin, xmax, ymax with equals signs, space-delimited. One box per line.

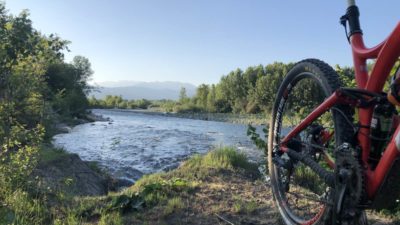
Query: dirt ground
xmin=126 ymin=169 xmax=280 ymax=225
xmin=122 ymin=168 xmax=399 ymax=225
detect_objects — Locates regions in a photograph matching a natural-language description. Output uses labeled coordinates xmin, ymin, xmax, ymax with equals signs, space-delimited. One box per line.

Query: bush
xmin=174 ymin=103 xmax=205 ymax=113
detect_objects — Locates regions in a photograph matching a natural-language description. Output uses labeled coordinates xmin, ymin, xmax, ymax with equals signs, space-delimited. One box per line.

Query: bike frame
xmin=279 ymin=2 xmax=400 ymax=200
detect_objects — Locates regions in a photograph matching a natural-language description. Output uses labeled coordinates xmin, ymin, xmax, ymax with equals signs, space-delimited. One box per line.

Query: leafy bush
xmin=246 ymin=124 xmax=268 ymax=151
xmin=174 ymin=103 xmax=205 ymax=113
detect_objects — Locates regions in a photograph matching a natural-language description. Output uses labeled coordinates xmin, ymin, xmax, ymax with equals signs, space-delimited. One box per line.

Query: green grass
xmin=233 ymin=196 xmax=258 ymax=214
xmin=177 ymin=147 xmax=259 ymax=179
xmin=38 ymin=144 xmax=69 ymax=163
xmin=99 ymin=211 xmax=123 ymax=225
xmin=293 ymin=165 xmax=327 ymax=195
xmin=163 ymin=197 xmax=185 ymax=216
xmin=2 ymin=189 xmax=49 ymax=225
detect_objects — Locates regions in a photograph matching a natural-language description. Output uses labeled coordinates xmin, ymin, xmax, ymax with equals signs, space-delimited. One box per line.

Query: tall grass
xmin=183 ymin=147 xmax=258 ymax=172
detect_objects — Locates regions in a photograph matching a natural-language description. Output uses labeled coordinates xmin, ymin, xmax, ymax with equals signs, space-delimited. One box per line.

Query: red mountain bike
xmin=268 ymin=1 xmax=400 ymax=224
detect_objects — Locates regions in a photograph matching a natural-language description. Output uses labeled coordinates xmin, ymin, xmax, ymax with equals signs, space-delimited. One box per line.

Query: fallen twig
xmin=215 ymin=213 xmax=235 ymax=225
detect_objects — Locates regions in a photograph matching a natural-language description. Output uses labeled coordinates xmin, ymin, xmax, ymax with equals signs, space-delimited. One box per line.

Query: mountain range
xmin=90 ymin=81 xmax=197 ymax=100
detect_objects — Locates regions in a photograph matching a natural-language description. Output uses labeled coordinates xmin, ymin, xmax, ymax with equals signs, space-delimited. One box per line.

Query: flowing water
xmin=53 ymin=109 xmax=265 ymax=182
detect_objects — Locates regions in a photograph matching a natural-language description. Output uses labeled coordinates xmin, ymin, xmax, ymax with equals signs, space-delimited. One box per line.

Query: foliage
xmin=45 ymin=57 xmax=93 ymax=117
xmin=0 ymin=3 xmax=93 ymax=224
xmin=179 ymin=87 xmax=190 ymax=104
xmin=88 ymin=62 xmax=357 ymax=116
xmin=156 ymin=61 xmax=355 ymax=114
xmin=2 ymin=189 xmax=49 ymax=225
xmin=246 ymin=124 xmax=268 ymax=151
xmin=335 ymin=64 xmax=356 ymax=88
xmin=88 ymin=95 xmax=153 ymax=110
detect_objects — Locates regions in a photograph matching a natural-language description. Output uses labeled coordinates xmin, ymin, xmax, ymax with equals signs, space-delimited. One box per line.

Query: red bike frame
xmin=280 ymin=22 xmax=400 ymax=199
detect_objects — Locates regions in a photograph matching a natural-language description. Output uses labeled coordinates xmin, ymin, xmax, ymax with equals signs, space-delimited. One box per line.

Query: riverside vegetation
xmin=1 ymin=2 xmax=400 ymax=225
xmin=88 ymin=60 xmax=357 ymax=125
xmin=0 ymin=3 xmax=102 ymax=224
xmin=88 ymin=63 xmax=356 ymax=120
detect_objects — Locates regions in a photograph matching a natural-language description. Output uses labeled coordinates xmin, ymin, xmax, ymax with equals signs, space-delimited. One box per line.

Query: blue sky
xmin=5 ymin=1 xmax=400 ymax=85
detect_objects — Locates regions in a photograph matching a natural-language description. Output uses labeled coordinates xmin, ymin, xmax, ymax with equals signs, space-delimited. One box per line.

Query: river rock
xmin=55 ymin=123 xmax=72 ymax=133
xmin=85 ymin=112 xmax=109 ymax=122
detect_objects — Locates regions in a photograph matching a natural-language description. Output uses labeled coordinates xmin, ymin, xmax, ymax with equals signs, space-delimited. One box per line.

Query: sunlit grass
xmin=163 ymin=197 xmax=185 ymax=216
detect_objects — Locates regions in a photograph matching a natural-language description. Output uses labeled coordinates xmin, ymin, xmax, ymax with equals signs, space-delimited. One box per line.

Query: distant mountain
xmin=90 ymin=81 xmax=197 ymax=100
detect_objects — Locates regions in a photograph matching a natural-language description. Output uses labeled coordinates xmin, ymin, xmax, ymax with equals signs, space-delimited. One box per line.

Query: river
xmin=53 ymin=109 xmax=265 ymax=182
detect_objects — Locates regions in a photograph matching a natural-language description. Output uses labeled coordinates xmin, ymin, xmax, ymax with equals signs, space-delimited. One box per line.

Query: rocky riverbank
xmin=107 ymin=109 xmax=268 ymax=125
xmin=53 ymin=111 xmax=110 ymax=134
xmin=32 ymin=150 xmax=111 ymax=197
xmin=30 ymin=111 xmax=126 ymax=201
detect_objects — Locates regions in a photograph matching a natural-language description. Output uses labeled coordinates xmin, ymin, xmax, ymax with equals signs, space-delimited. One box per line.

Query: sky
xmin=5 ymin=1 xmax=400 ymax=85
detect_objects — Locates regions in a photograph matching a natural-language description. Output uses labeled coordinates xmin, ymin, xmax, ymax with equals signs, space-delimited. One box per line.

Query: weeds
xmin=38 ymin=145 xmax=68 ymax=163
xmin=163 ymin=197 xmax=185 ymax=216
xmin=99 ymin=211 xmax=123 ymax=225
xmin=3 ymin=189 xmax=49 ymax=225
xmin=180 ymin=147 xmax=259 ymax=179
xmin=233 ymin=197 xmax=257 ymax=214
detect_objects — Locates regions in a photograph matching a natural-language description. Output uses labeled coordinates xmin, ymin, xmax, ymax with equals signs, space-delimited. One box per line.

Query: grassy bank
xmin=2 ymin=146 xmax=398 ymax=224
xmin=0 ymin=143 xmax=111 ymax=225
xmin=0 ymin=147 xmax=279 ymax=224
xmin=57 ymin=147 xmax=280 ymax=225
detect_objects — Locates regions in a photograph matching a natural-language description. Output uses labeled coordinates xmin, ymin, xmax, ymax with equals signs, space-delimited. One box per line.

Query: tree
xmin=136 ymin=99 xmax=151 ymax=109
xmin=179 ymin=87 xmax=189 ymax=104
xmin=0 ymin=3 xmax=69 ymax=200
xmin=195 ymin=84 xmax=209 ymax=109
xmin=335 ymin=65 xmax=356 ymax=88
xmin=243 ymin=66 xmax=258 ymax=89
xmin=206 ymin=84 xmax=217 ymax=112
xmin=72 ymin=55 xmax=93 ymax=94
xmin=45 ymin=58 xmax=93 ymax=116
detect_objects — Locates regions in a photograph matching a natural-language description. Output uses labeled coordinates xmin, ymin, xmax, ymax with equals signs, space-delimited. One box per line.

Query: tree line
xmin=90 ymin=63 xmax=355 ymax=114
